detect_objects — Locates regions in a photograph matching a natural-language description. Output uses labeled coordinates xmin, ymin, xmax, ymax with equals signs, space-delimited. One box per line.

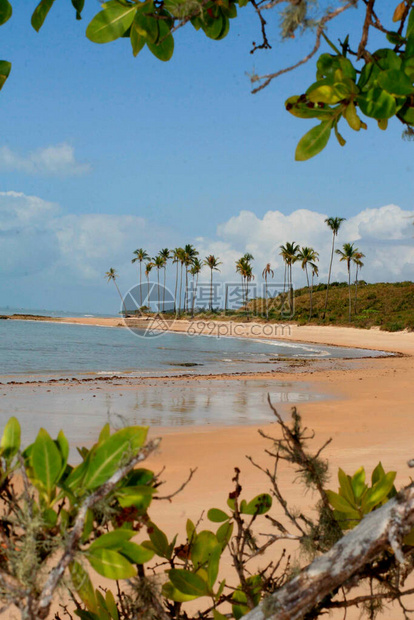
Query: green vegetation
xmin=246 ymin=281 xmax=414 ymax=331
xmin=1 ymin=407 xmax=414 ymax=619
xmin=1 ymin=3 xmax=414 ymax=159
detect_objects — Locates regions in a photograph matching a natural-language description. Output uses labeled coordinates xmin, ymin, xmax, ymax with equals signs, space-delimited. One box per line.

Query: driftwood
xmin=245 ymin=484 xmax=414 ymax=620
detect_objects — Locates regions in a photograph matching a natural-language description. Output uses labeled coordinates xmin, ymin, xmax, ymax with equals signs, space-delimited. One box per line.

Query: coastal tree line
xmin=106 ymin=216 xmax=366 ymax=322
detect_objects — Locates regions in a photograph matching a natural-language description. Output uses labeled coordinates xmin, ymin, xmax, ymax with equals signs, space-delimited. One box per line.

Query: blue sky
xmin=0 ymin=2 xmax=413 ymax=313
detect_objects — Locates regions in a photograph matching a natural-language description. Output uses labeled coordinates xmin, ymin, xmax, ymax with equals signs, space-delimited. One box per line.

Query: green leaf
xmin=386 ymin=31 xmax=406 ymax=46
xmin=362 ymin=471 xmax=396 ymax=513
xmin=98 ymin=423 xmax=111 ymax=443
xmin=207 ymin=544 xmax=222 ymax=587
xmin=83 ymin=426 xmax=148 ymax=490
xmin=216 ymin=521 xmax=233 ymax=548
xmin=191 ymin=530 xmax=219 ymax=568
xmin=72 ymin=0 xmax=85 ymax=20
xmin=334 ymin=123 xmax=346 ymax=147
xmin=373 ymin=49 xmax=402 ymax=71
xmin=378 ymin=69 xmax=414 ymax=96
xmin=32 ymin=428 xmax=62 ymax=493
xmin=371 ymin=462 xmax=386 ymax=485
xmin=147 ymin=21 xmax=174 ymax=61
xmin=407 ymin=7 xmax=414 ymax=38
xmin=104 ymin=590 xmax=119 ymax=620
xmin=295 ymin=121 xmax=333 ymax=161
xmin=1 ymin=417 xmax=20 ymax=459
xmin=242 ymin=493 xmax=272 ymax=515
xmin=285 ymin=96 xmax=335 ymax=120
xmin=307 ymin=81 xmax=343 ymax=105
xmin=186 ymin=518 xmax=196 ymax=541
xmin=56 ymin=430 xmax=69 ymax=479
xmin=213 ymin=611 xmax=228 ymax=620
xmin=378 ymin=118 xmax=388 ymax=130
xmin=326 ymin=490 xmax=359 ymax=515
xmin=87 ymin=548 xmax=137 ymax=579
xmin=31 ymin=0 xmax=56 ymax=32
xmin=86 ymin=1 xmax=137 ymax=44
xmin=119 ymin=541 xmax=155 ymax=564
xmin=344 ymin=101 xmax=361 ymax=131
xmin=357 ymin=88 xmax=396 ymax=119
xmin=338 ymin=468 xmax=355 ymax=504
xmin=133 ymin=3 xmax=158 ymax=44
xmin=0 ymin=0 xmax=12 ymax=26
xmin=70 ymin=561 xmax=97 ymax=613
xmin=351 ymin=466 xmax=366 ymax=500
xmin=0 ymin=60 xmax=11 ymax=91
xmin=147 ymin=521 xmax=171 ymax=558
xmin=207 ymin=508 xmax=230 ymax=522
xmin=397 ymin=102 xmax=414 ymax=123
xmin=89 ymin=529 xmax=135 ymax=552
xmin=116 ymin=485 xmax=155 ymax=512
xmin=162 ymin=582 xmax=199 ymax=602
xmin=168 ymin=569 xmax=209 ymax=597
xmin=316 ymin=54 xmax=339 ymax=80
xmin=130 ymin=26 xmax=146 ymax=57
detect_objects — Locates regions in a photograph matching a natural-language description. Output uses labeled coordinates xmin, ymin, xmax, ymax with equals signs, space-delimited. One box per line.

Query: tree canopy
xmin=1 ymin=1 xmax=414 ymax=159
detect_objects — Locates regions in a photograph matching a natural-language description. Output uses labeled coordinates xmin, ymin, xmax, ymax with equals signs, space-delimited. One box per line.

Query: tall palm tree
xmin=172 ymin=248 xmax=183 ymax=314
xmin=189 ymin=257 xmax=202 ymax=317
xmin=145 ymin=262 xmax=154 ymax=311
xmin=131 ymin=248 xmax=149 ymax=307
xmin=353 ymin=251 xmax=365 ymax=315
xmin=336 ymin=242 xmax=359 ymax=323
xmin=279 ymin=242 xmax=299 ymax=312
xmin=310 ymin=262 xmax=319 ymax=320
xmin=323 ymin=217 xmax=346 ymax=319
xmin=297 ymin=247 xmax=319 ymax=321
xmin=183 ymin=244 xmax=199 ymax=312
xmin=158 ymin=248 xmax=170 ymax=312
xmin=203 ymin=254 xmax=222 ymax=312
xmin=152 ymin=255 xmax=166 ymax=313
xmin=262 ymin=263 xmax=274 ymax=320
xmin=235 ymin=253 xmax=254 ymax=311
xmin=105 ymin=268 xmax=125 ymax=316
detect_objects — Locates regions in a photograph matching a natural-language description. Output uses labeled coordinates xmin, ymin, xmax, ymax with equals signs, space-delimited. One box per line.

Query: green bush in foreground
xmin=0 ymin=407 xmax=414 ymax=619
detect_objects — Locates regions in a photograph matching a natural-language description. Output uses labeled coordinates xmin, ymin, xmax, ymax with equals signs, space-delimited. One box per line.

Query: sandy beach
xmin=2 ymin=316 xmax=414 ymax=618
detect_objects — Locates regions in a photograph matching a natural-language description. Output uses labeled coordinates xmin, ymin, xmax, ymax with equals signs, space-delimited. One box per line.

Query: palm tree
xmin=323 ymin=217 xmax=346 ymax=319
xmin=172 ymin=248 xmax=183 ymax=314
xmin=153 ymin=255 xmax=166 ymax=312
xmin=262 ymin=263 xmax=274 ymax=320
xmin=310 ymin=262 xmax=319 ymax=320
xmin=158 ymin=248 xmax=170 ymax=312
xmin=353 ymin=251 xmax=365 ymax=314
xmin=203 ymin=254 xmax=222 ymax=312
xmin=131 ymin=248 xmax=149 ymax=307
xmin=190 ymin=257 xmax=202 ymax=317
xmin=279 ymin=242 xmax=299 ymax=312
xmin=105 ymin=268 xmax=125 ymax=316
xmin=145 ymin=262 xmax=154 ymax=311
xmin=235 ymin=253 xmax=254 ymax=311
xmin=336 ymin=242 xmax=359 ymax=323
xmin=297 ymin=247 xmax=319 ymax=321
xmin=183 ymin=244 xmax=199 ymax=312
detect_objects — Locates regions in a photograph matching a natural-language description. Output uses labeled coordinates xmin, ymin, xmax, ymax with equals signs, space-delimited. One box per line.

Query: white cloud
xmin=0 ymin=143 xmax=91 ymax=176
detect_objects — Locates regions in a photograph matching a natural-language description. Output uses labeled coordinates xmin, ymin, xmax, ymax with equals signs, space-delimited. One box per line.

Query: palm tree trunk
xmin=146 ymin=275 xmax=150 ymax=311
xmin=174 ymin=262 xmax=178 ymax=314
xmin=354 ymin=265 xmax=359 ymax=315
xmin=310 ymin=272 xmax=314 ymax=321
xmin=265 ymin=274 xmax=269 ymax=320
xmin=191 ymin=274 xmax=198 ymax=318
xmin=323 ymin=233 xmax=335 ymax=319
xmin=139 ymin=262 xmax=142 ymax=307
xmin=157 ymin=270 xmax=160 ymax=313
xmin=163 ymin=267 xmax=166 ymax=312
xmin=114 ymin=281 xmax=126 ymax=317
xmin=179 ymin=264 xmax=183 ymax=316
xmin=210 ymin=269 xmax=213 ymax=312
xmin=290 ymin=264 xmax=293 ymax=311
xmin=305 ymin=264 xmax=311 ymax=321
xmin=184 ymin=269 xmax=188 ymax=313
xmin=348 ymin=263 xmax=351 ymax=323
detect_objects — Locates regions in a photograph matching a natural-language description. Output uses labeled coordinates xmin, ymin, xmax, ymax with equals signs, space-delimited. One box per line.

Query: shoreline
xmin=2 ymin=319 xmax=414 ymax=618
